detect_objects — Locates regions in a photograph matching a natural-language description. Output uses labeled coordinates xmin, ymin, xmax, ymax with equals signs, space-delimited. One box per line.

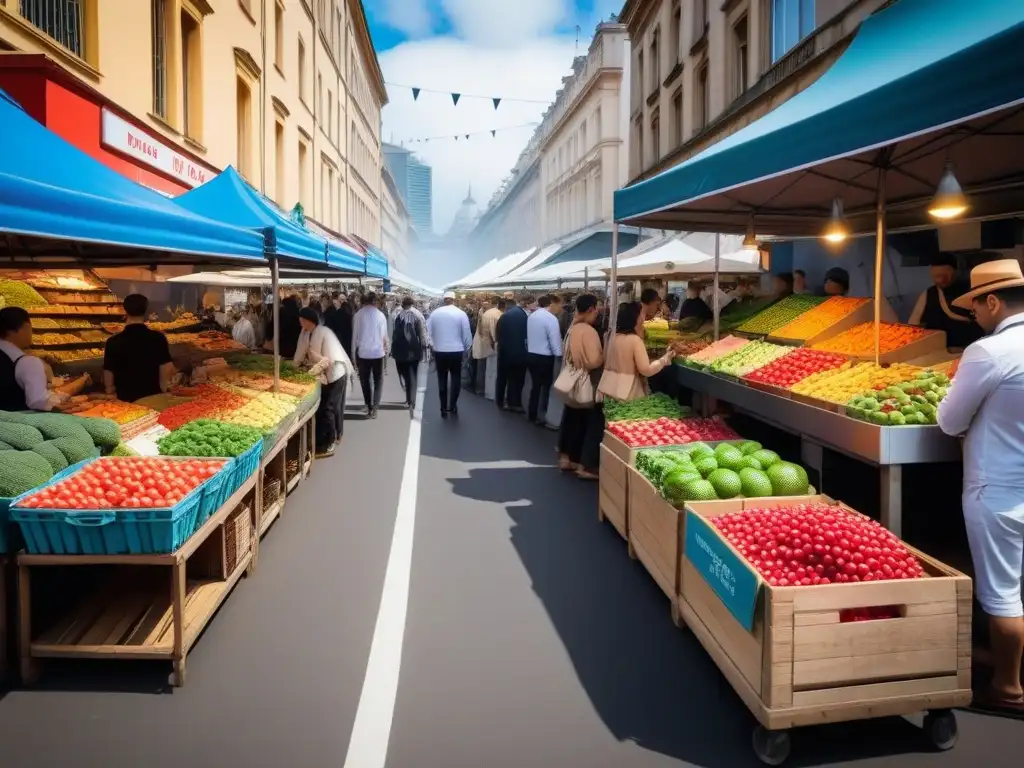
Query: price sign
xmin=684 ymin=509 xmax=760 ymax=630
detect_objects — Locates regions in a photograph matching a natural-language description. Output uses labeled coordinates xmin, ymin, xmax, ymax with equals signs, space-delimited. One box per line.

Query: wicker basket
xmin=224 ymin=503 xmax=252 ymax=576
xmin=285 ymin=458 xmax=300 ymax=477
xmin=262 ymin=478 xmax=282 ymax=510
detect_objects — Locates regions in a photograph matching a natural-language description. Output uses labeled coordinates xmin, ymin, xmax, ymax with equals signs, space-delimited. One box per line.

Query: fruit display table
xmin=675 ymin=365 xmax=961 ymax=537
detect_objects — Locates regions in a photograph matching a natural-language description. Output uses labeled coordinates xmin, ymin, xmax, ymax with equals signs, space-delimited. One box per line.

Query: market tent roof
xmin=166 ymin=271 xmax=320 ymax=287
xmin=451 ymin=247 xmax=538 ymax=288
xmin=504 ymin=230 xmax=660 ymax=285
xmin=347 ymin=234 xmax=389 ymax=279
xmin=389 ymin=267 xmax=442 ymax=296
xmin=613 ymin=0 xmax=1024 ymax=237
xmin=603 ymin=236 xmax=762 ymax=278
xmin=288 ymin=210 xmax=369 ymax=275
xmin=0 ymin=90 xmax=265 ymax=264
xmin=175 ymin=167 xmax=359 ymax=271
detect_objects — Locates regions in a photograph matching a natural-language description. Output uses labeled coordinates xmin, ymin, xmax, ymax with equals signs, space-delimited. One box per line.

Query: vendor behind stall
xmin=678 ymin=283 xmax=713 ymax=325
xmin=103 ymin=294 xmax=175 ymax=403
xmin=823 ymin=267 xmax=850 ymax=296
xmin=0 ymin=307 xmax=89 ymax=411
xmin=908 ymin=254 xmax=984 ymax=349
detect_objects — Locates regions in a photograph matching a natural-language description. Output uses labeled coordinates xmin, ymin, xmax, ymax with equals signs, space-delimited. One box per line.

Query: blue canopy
xmin=0 ymin=90 xmax=265 ymax=263
xmin=176 ymin=166 xmax=361 ymax=273
xmin=614 ymin=0 xmax=1024 ymax=237
xmin=363 ymin=245 xmax=389 ymax=280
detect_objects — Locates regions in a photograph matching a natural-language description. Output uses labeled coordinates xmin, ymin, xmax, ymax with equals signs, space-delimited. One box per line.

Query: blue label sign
xmin=684 ymin=510 xmax=760 ymax=631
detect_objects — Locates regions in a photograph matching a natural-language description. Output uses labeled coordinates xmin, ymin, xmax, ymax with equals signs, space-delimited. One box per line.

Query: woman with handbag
xmin=597 ymin=301 xmax=682 ymax=402
xmin=556 ymin=294 xmax=605 ymax=479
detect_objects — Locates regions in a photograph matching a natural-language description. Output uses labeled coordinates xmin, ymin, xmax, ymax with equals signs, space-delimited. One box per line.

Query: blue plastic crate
xmin=195 ymin=459 xmax=234 ymax=527
xmin=228 ymin=440 xmax=263 ymax=494
xmin=10 ymin=458 xmax=208 ymax=555
xmin=0 ymin=497 xmax=12 ymax=554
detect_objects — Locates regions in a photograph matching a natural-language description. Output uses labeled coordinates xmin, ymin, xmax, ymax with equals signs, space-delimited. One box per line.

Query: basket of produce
xmin=707 ymin=340 xmax=793 ymax=379
xmin=604 ymin=417 xmax=741 ymax=463
xmin=157 ymin=420 xmax=264 ymax=503
xmin=742 ymin=348 xmax=849 ymax=393
xmin=10 ymin=456 xmax=229 ymax=555
xmin=843 ymin=369 xmax=950 ymax=426
xmin=262 ymin=477 xmax=282 ymax=509
xmin=735 ymin=295 xmax=828 ymax=336
xmin=788 ymin=362 xmax=921 ymax=408
xmin=811 ymin=322 xmax=947 ymax=363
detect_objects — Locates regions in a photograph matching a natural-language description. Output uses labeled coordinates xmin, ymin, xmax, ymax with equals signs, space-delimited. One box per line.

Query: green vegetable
xmin=109 ymin=443 xmax=139 ymax=457
xmin=0 ymin=411 xmax=91 ymax=441
xmin=158 ymin=419 xmax=263 ymax=458
xmin=52 ymin=435 xmax=100 ymax=464
xmin=70 ymin=415 xmax=122 ymax=449
xmin=32 ymin=440 xmax=70 ymax=472
xmin=603 ymin=393 xmax=689 ymax=423
xmin=0 ymin=450 xmax=54 ymax=497
xmin=228 ymin=355 xmax=316 ymax=383
xmin=0 ymin=422 xmax=44 ymax=450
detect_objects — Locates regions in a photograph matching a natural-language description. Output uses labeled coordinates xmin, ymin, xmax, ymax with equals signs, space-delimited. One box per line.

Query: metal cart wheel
xmin=752 ymin=726 xmax=791 ymax=766
xmin=923 ymin=709 xmax=958 ymax=751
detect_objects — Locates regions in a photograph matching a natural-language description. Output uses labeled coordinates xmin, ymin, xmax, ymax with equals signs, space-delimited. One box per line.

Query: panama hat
xmin=952 ymin=259 xmax=1024 ymax=309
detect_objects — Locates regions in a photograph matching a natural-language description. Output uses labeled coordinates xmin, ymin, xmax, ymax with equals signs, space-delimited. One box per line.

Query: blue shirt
xmin=527 ymin=308 xmax=563 ymax=357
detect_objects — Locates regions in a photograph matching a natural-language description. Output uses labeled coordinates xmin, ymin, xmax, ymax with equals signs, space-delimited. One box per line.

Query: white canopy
xmin=605 ymin=236 xmax=762 ymax=278
xmin=166 ymin=271 xmax=319 ymax=287
xmin=449 ymin=247 xmax=536 ymax=288
xmin=389 ymin=267 xmax=443 ymax=296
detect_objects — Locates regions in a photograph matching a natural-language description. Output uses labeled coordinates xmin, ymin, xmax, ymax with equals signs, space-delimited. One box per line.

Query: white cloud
xmin=438 ymin=0 xmax=571 ymax=46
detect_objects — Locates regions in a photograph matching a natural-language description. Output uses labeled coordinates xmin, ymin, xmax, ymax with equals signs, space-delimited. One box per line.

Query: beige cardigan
xmin=597 ymin=333 xmax=671 ymax=401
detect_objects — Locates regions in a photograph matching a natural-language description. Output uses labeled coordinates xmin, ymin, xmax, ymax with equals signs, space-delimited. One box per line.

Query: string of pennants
xmin=385 ymin=82 xmax=551 ymax=108
xmin=401 ymin=122 xmax=539 ymax=144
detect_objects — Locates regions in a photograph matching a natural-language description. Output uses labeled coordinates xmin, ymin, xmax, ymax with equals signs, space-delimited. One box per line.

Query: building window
xmin=636 ymin=49 xmax=644 ymax=106
xmin=672 ymin=88 xmax=683 ymax=147
xmin=151 ymin=0 xmax=167 ymax=118
xmin=298 ymin=140 xmax=309 ymax=207
xmin=236 ymin=77 xmax=252 ymax=178
xmin=670 ymin=1 xmax=681 ymax=67
xmin=594 ymin=107 xmax=602 ymax=141
xmin=298 ymin=37 xmax=306 ymax=103
xmin=634 ymin=115 xmax=644 ymax=171
xmin=650 ymin=110 xmax=660 ymax=162
xmin=327 ymin=90 xmax=333 ymax=141
xmin=181 ymin=10 xmax=202 ymax=139
xmin=649 ymin=27 xmax=659 ymax=93
xmin=581 ymin=121 xmax=587 ymax=152
xmin=275 ymin=121 xmax=285 ymax=205
xmin=317 ymin=72 xmax=323 ymax=119
xmin=692 ymin=0 xmax=709 ymax=45
xmin=772 ymin=0 xmax=815 ymax=62
xmin=23 ymin=0 xmax=86 ymax=58
xmin=274 ymin=1 xmax=284 ymax=71
xmin=695 ymin=61 xmax=709 ymax=132
xmin=732 ymin=15 xmax=749 ymax=100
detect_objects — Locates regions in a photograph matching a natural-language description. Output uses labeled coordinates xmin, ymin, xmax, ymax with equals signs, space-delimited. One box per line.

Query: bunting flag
xmin=402 ymin=122 xmax=539 ymax=144
xmin=386 ymin=82 xmax=550 ymax=106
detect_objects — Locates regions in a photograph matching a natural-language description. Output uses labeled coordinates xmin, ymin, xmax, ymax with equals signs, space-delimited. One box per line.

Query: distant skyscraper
xmin=383 ymin=143 xmax=433 ymax=237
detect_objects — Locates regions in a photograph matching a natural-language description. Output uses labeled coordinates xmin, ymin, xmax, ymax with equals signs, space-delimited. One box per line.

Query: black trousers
xmin=468 ymin=357 xmax=478 ymax=392
xmin=527 ymin=353 xmax=556 ymax=424
xmin=434 ymin=351 xmax=463 ymax=411
xmin=395 ymin=360 xmax=418 ymax=406
xmin=496 ymin=356 xmax=526 ymax=409
xmin=316 ymin=375 xmax=346 ymax=451
xmin=557 ymin=403 xmax=605 ymax=472
xmin=356 ymin=356 xmax=383 ymax=410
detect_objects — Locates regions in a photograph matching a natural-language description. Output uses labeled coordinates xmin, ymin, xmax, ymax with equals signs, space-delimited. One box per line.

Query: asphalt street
xmin=0 ymin=368 xmax=1021 ymax=767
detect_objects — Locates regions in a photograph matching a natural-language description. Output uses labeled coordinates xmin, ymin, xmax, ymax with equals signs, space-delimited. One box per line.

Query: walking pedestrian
xmin=391 ymin=296 xmax=427 ymax=411
xmin=352 ymin=292 xmax=388 ymax=418
xmin=495 ymin=295 xmax=529 ymax=412
xmin=937 ymin=259 xmax=1024 ymax=714
xmin=427 ymin=291 xmax=472 ymax=419
xmin=557 ymin=294 xmax=605 ymax=479
xmin=526 ymin=294 xmax=563 ymax=426
xmin=295 ymin=308 xmax=353 ymax=457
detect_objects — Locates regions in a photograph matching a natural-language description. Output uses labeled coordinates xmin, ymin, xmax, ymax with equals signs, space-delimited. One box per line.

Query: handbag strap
xmin=562 ymin=325 xmax=575 ymax=367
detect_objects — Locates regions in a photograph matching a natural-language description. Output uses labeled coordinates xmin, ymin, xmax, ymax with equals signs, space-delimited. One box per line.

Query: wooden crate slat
xmin=790 ymin=675 xmax=960 ymax=708
xmin=35 ymin=579 xmax=121 ymax=646
xmin=791 ymin=578 xmax=956 ymax=613
xmin=99 ymin=591 xmax=158 ymax=646
xmin=629 ymin=534 xmax=674 ymax=600
xmin=793 ymin=614 xmax=958 ymax=662
xmin=77 ymin=589 xmax=151 ymax=647
xmin=793 ymin=648 xmax=958 ymax=689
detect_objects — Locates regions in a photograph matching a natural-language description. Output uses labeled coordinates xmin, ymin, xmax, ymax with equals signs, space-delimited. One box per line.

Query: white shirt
xmin=426 ymin=304 xmax=472 ymax=353
xmin=352 ymin=306 xmax=388 ymax=360
xmin=294 ymin=324 xmax=353 ymax=384
xmin=0 ymin=340 xmax=55 ymax=411
xmin=231 ymin=316 xmax=256 ymax=349
xmin=527 ymin=307 xmax=563 ymax=356
xmin=937 ymin=315 xmax=1024 ymax=488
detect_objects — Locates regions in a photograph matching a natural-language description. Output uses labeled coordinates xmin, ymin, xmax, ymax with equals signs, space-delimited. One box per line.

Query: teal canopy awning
xmin=614 ymin=0 xmax=1024 ymax=237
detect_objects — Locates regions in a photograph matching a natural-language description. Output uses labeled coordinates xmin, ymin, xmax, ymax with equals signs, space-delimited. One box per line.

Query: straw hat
xmin=952 ymin=259 xmax=1024 ymax=309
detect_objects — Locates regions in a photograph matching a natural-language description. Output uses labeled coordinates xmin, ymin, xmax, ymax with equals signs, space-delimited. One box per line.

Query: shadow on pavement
xmin=445 ymin=439 xmax=940 ymax=767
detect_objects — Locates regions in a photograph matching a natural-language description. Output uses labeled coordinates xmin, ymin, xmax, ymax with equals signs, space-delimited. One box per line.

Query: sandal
xmin=974 ymin=684 xmax=1024 ymax=714
xmin=558 ymin=459 xmax=579 ymax=472
xmin=575 ymin=469 xmax=599 ymax=481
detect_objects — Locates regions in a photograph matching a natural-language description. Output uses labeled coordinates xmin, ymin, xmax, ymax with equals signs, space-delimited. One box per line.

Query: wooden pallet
xmin=679 ymin=497 xmax=973 ymax=733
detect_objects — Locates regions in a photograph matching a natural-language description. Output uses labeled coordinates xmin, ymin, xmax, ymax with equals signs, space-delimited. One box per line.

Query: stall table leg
xmin=17 ymin=564 xmax=38 ymax=685
xmin=170 ymin=561 xmax=187 ymax=687
xmin=881 ymin=464 xmax=903 ymax=538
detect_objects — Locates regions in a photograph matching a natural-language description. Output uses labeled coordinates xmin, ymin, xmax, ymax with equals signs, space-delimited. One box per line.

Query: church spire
xmin=464 ymin=184 xmax=475 ymax=204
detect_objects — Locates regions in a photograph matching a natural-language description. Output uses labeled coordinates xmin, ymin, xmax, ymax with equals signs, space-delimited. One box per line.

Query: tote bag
xmin=553 ymin=326 xmax=595 ymax=408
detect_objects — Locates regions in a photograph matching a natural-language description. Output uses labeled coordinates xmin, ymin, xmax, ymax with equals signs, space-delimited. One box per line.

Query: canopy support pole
xmin=874 ymin=169 xmax=888 ymax=365
xmin=271 ymin=255 xmax=280 ymax=393
xmin=609 ymin=223 xmax=619 ymax=338
xmin=712 ymin=233 xmax=721 ymax=342
xmin=583 ymin=266 xmax=589 ymax=291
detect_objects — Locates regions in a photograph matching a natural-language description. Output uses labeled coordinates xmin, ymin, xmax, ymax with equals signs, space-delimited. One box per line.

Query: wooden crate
xmin=679 ymin=496 xmax=973 ymax=731
xmin=598 ymin=445 xmax=628 ymax=540
xmin=601 ymin=430 xmax=638 ymax=465
xmin=627 ymin=466 xmax=685 ymax=607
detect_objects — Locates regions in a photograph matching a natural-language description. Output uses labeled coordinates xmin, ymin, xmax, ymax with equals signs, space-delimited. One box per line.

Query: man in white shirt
xmin=352 ymin=292 xmax=388 ymax=418
xmin=296 ymin=307 xmax=355 ymax=456
xmin=0 ymin=307 xmax=88 ymax=411
xmin=525 ymin=294 xmax=563 ymax=426
xmin=426 ymin=291 xmax=472 ymax=418
xmin=937 ymin=259 xmax=1024 ymax=713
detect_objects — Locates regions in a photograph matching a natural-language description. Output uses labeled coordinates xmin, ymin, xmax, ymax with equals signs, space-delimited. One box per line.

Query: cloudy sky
xmin=367 ymin=0 xmax=621 ymax=242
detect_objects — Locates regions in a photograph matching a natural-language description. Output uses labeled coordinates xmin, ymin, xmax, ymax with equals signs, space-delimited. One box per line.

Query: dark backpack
xmin=394 ymin=313 xmax=422 ymax=362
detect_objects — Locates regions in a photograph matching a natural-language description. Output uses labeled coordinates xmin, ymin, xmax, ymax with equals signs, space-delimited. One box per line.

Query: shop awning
xmin=176 ymin=167 xmax=360 ymax=272
xmin=604 ymin=235 xmax=762 ymax=278
xmin=280 ymin=208 xmax=367 ymax=274
xmin=347 ymin=234 xmax=389 ymax=279
xmin=613 ymin=0 xmax=1024 ymax=237
xmin=0 ymin=90 xmax=265 ymax=264
xmin=451 ymin=247 xmax=538 ymax=289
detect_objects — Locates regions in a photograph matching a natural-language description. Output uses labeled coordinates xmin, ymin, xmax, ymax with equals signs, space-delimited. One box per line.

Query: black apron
xmin=0 ymin=351 xmax=30 ymax=411
xmin=920 ymin=283 xmax=984 ymax=349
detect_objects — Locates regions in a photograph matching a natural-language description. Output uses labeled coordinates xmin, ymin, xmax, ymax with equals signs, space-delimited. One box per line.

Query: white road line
xmin=342 ymin=375 xmax=426 ymax=768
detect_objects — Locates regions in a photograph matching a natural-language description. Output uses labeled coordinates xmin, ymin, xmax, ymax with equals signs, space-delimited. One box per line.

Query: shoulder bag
xmin=553 ymin=326 xmax=595 ymax=408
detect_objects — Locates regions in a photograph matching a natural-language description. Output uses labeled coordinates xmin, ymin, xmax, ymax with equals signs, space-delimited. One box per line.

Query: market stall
xmin=0 ymin=89 xmax=352 ymax=686
xmin=600 ymin=0 xmax=1024 ymax=760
